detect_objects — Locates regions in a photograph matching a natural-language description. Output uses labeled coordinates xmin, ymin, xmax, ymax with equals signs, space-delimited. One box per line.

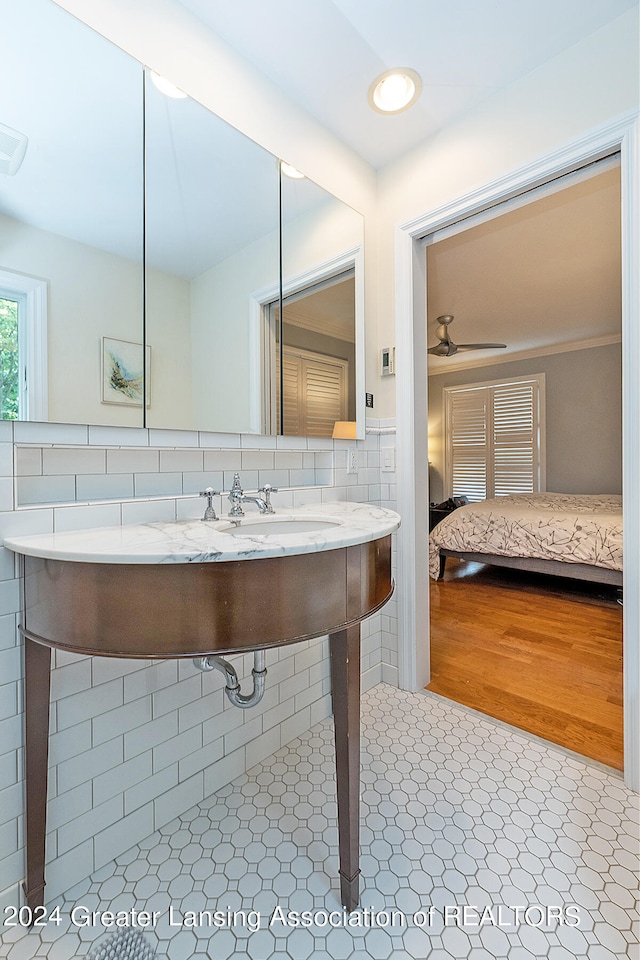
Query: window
xmin=0 ymin=269 xmax=47 ymax=420
xmin=444 ymin=374 xmax=545 ymax=500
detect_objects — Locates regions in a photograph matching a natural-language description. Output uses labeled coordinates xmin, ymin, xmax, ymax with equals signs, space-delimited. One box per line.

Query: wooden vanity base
xmin=20 ymin=538 xmax=393 ymax=912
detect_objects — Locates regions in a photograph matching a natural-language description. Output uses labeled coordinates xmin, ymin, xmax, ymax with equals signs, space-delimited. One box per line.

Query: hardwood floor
xmin=427 ymin=559 xmax=624 ymax=770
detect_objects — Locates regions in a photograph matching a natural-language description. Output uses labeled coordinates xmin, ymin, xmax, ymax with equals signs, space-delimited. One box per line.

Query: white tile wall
xmin=0 ymin=419 xmax=398 ymax=911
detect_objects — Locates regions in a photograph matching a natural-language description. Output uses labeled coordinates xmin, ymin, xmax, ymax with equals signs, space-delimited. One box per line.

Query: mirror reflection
xmin=275 ymin=172 xmax=362 ymax=438
xmin=145 ymin=73 xmax=364 ymax=436
xmin=144 ymin=70 xmax=280 ymax=433
xmin=0 ymin=0 xmax=143 ymax=425
xmin=2 ymin=0 xmax=364 ymax=437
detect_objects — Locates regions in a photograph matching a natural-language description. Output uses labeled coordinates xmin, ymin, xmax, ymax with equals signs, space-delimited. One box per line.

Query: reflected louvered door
xmin=302 ymin=356 xmax=346 ymax=437
xmin=281 ymin=348 xmax=348 ymax=437
xmin=493 ymin=381 xmax=538 ymax=497
xmin=448 ymin=387 xmax=489 ymax=501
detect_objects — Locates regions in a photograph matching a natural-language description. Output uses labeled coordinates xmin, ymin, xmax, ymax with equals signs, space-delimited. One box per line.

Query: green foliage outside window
xmin=0 ymin=298 xmax=19 ymax=420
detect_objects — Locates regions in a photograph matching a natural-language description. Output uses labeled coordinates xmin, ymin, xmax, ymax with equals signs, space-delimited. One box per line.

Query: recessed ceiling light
xmin=280 ymin=161 xmax=305 ymax=180
xmin=149 ymin=71 xmax=187 ymax=100
xmin=368 ymin=68 xmax=421 ymax=114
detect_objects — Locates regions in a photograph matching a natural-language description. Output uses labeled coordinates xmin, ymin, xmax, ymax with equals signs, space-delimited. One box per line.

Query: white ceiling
xmin=426 ymin=163 xmax=621 ymax=368
xmin=177 ymin=0 xmax=636 ymax=168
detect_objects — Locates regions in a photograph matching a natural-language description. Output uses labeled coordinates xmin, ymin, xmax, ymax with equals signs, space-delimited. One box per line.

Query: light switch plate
xmin=381 ymin=446 xmax=395 ymax=472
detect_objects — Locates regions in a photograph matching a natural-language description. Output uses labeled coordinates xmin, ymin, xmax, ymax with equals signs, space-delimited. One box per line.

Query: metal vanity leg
xmin=23 ymin=633 xmax=51 ymax=910
xmin=329 ymin=624 xmax=361 ymax=912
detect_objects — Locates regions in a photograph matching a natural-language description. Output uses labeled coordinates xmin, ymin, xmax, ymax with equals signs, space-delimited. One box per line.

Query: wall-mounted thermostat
xmin=380 ymin=346 xmax=395 ymax=376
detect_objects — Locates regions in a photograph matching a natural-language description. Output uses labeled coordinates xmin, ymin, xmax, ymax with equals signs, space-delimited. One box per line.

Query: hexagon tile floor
xmin=2 ymin=685 xmax=639 ymax=960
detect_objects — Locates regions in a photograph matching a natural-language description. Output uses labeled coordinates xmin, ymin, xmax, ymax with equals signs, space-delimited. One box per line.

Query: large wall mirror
xmin=1 ymin=0 xmax=364 ymax=438
xmin=0 ymin=0 xmax=143 ymax=427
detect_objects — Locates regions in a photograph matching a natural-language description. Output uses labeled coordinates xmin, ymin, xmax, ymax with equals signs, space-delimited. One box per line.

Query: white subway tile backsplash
xmin=76 ymin=473 xmax=134 ymax=501
xmin=182 ymin=471 xmax=223 ymax=496
xmin=178 ymin=738 xmax=224 ymax=782
xmin=56 ymin=738 xmax=123 ymax=795
xmin=56 ymin=678 xmax=123 ymax=731
xmin=241 ymin=433 xmax=276 ymax=449
xmin=107 ymin=449 xmax=160 ymax=474
xmin=274 ymin=451 xmax=303 ymax=469
xmin=50 ymin=659 xmax=92 ymax=702
xmin=18 ymin=475 xmax=75 ymax=505
xmin=242 ymin=450 xmax=274 ymax=470
xmin=120 ymin=499 xmax=176 ymax=526
xmin=159 ymin=449 xmax=204 ymax=472
xmin=0 ymin=445 xmax=13 ymax=479
xmin=42 ymin=447 xmax=106 ymax=476
xmin=198 ymin=431 xmax=241 ymax=449
xmin=48 ymin=722 xmax=92 ymax=768
xmin=124 ymin=712 xmax=178 ymax=761
xmin=147 ymin=429 xmax=199 ymax=448
xmin=57 ymin=796 xmax=123 ymax=857
xmin=15 ymin=446 xmax=42 ymax=477
xmin=14 ymin=422 xmax=88 ymax=445
xmin=93 ymin=753 xmax=152 ymax=804
xmin=203 ymin=450 xmax=242 ymax=472
xmin=88 ymin=426 xmax=149 ymax=447
xmin=0 ymin=547 xmax=17 ymax=582
xmin=53 ymin=502 xmax=122 ymax=533
xmin=125 ymin=763 xmax=177 ymax=816
xmin=0 ymin=581 xmax=20 ymax=618
xmin=134 ymin=472 xmax=182 ymax=498
xmin=92 ymin=697 xmax=152 ymax=747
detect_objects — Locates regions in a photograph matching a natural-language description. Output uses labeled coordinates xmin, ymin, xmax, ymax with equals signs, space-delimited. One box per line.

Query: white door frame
xmin=394 ymin=109 xmax=639 ymax=791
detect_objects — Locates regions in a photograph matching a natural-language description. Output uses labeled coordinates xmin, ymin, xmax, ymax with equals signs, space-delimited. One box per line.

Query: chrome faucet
xmin=199 ymin=487 xmax=220 ymax=521
xmin=228 ymin=473 xmax=272 ymax=517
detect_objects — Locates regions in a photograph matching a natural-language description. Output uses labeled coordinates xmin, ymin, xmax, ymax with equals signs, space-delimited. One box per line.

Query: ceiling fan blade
xmin=428 ymin=341 xmax=458 ymax=357
xmin=456 ymin=343 xmax=507 ymax=351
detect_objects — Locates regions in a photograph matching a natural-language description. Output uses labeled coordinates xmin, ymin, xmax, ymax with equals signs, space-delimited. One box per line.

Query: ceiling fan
xmin=428 ymin=315 xmax=507 ymax=357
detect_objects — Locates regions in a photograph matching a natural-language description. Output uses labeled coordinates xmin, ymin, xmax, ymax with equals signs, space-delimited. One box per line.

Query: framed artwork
xmin=102 ymin=338 xmax=151 ymax=407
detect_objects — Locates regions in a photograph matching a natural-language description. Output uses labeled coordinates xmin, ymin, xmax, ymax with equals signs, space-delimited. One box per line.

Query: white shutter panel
xmin=493 ymin=381 xmax=538 ymax=496
xmin=302 ymin=357 xmax=346 ymax=437
xmin=448 ymin=387 xmax=488 ymax=501
xmin=282 ymin=353 xmax=302 ymax=436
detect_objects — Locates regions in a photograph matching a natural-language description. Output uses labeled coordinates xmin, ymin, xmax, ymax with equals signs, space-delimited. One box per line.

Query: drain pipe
xmin=193 ymin=650 xmax=267 ymax=709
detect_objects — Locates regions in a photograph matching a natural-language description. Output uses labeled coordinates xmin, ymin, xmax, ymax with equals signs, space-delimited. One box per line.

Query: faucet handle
xmin=258 ymin=483 xmax=278 ymax=514
xmin=199 ymin=487 xmax=220 ymax=522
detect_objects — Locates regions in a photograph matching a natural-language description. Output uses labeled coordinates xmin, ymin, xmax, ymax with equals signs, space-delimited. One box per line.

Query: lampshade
xmin=332 ymin=421 xmax=357 ymax=439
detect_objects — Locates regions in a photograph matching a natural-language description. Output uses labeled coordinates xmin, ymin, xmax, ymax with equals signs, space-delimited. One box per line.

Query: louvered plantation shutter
xmin=281 ymin=347 xmax=348 ymax=437
xmin=448 ymin=387 xmax=489 ymax=501
xmin=302 ymin=356 xmax=346 ymax=437
xmin=493 ymin=380 xmax=538 ymax=496
xmin=445 ymin=376 xmax=543 ymax=500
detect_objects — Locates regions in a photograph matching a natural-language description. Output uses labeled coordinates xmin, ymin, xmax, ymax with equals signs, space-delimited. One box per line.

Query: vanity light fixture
xmin=149 ymin=70 xmax=187 ymax=100
xmin=280 ymin=160 xmax=305 ymax=180
xmin=368 ymin=68 xmax=421 ymax=114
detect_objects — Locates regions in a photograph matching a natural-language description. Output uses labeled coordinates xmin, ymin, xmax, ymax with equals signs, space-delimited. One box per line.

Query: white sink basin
xmin=226 ymin=518 xmax=342 ymax=536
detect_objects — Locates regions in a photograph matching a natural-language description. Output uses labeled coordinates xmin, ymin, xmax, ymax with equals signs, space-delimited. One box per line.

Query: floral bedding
xmin=429 ymin=493 xmax=623 ymax=580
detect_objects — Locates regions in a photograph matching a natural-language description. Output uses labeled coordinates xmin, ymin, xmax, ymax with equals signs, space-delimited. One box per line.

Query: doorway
xmin=394 ymin=116 xmax=639 ymax=790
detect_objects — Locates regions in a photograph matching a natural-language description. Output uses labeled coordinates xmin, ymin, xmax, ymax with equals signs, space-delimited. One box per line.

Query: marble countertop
xmin=4 ymin=501 xmax=401 ymax=564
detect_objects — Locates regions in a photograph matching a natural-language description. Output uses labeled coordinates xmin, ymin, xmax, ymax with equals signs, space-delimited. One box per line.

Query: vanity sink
xmin=6 ymin=501 xmax=400 ymax=913
xmin=226 ymin=517 xmax=342 ymax=536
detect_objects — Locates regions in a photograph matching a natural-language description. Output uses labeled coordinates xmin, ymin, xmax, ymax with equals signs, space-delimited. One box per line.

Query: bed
xmin=429 ymin=493 xmax=623 ymax=586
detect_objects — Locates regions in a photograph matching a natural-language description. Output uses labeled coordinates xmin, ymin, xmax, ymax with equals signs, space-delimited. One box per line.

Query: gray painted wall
xmin=427 ymin=342 xmax=622 ymax=503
